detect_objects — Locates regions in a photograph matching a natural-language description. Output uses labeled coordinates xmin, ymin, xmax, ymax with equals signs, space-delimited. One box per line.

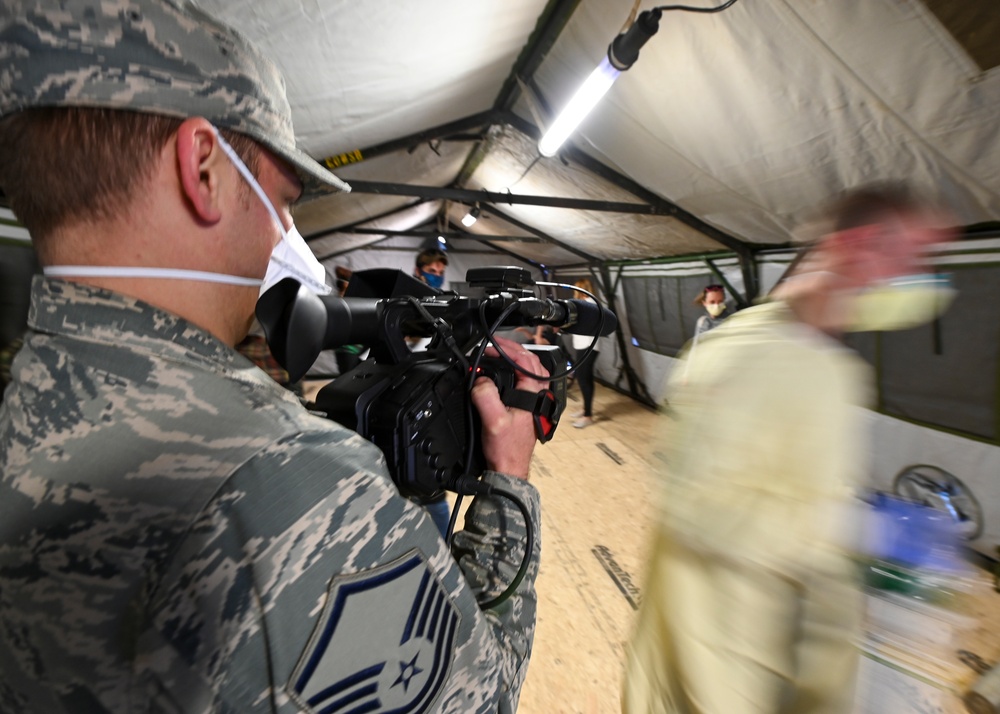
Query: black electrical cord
xmin=446 ymin=283 xmax=606 ymax=605
xmin=444 ymin=300 xmax=534 ymax=603
xmin=454 ymin=475 xmax=535 ymax=610
xmin=445 ymin=299 xmax=522 ymax=548
xmin=654 ymin=0 xmax=740 ymax=13
xmin=480 ymin=281 xmax=604 ymax=384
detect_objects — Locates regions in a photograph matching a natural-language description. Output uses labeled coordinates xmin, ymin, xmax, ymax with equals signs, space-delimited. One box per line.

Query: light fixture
xmin=461 ymin=204 xmax=481 ymax=227
xmin=538 ymin=8 xmax=662 ymax=157
xmin=437 ymin=234 xmax=447 ymax=247
xmin=537 ymin=1 xmax=741 ymax=158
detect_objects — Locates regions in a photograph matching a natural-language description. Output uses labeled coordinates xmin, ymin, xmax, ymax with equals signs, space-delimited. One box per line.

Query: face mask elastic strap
xmin=212 ymin=126 xmax=288 ymax=242
xmin=43 ymin=265 xmax=263 ymax=287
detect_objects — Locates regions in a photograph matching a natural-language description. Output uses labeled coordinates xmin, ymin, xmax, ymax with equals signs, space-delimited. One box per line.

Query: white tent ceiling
xmin=195 ymin=0 xmax=1000 ymax=273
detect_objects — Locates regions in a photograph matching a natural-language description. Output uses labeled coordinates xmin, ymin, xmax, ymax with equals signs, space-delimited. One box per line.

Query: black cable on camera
xmin=443 ymin=300 xmax=534 ymax=607
xmin=445 ymin=282 xmax=606 ymax=607
xmin=452 ymin=476 xmax=535 ymax=610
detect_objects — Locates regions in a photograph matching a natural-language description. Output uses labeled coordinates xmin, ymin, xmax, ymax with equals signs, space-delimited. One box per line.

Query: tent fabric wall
xmin=839 ymin=248 xmax=1000 ymax=446
xmin=877 ymin=264 xmax=1000 ymax=441
xmin=521 ymin=0 xmax=1000 ymax=248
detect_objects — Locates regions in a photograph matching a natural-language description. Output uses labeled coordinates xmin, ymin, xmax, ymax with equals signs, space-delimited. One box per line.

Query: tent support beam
xmin=305 ymin=197 xmax=435 ymax=246
xmin=336 ymin=227 xmax=545 ymax=244
xmin=454 ymin=0 xmax=584 ymax=203
xmin=345 ymin=180 xmax=674 ymax=215
xmin=316 ymin=112 xmax=496 ymax=169
xmin=499 ymin=111 xmax=754 ymax=257
xmin=446 ymin=221 xmax=546 ymax=269
xmin=483 ymin=205 xmax=599 ymax=263
xmin=493 ymin=0 xmax=584 ymax=112
xmin=598 ymin=263 xmax=657 ymax=408
xmin=737 ymin=252 xmax=760 ymax=302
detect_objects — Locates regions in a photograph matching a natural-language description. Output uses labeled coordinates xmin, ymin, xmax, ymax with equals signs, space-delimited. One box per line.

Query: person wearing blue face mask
xmin=0 ymin=2 xmax=549 ymax=713
xmin=414 ymin=248 xmax=449 ymax=290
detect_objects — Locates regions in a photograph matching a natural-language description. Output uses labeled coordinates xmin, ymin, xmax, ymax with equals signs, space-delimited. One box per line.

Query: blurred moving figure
xmin=693 ymin=284 xmax=729 ymax=336
xmin=623 ymin=184 xmax=955 ymax=714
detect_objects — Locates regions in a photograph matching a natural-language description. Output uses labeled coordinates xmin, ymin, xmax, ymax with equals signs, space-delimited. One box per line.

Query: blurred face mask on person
xmin=841 ymin=211 xmax=956 ymax=332
xmin=703 ymin=288 xmax=726 ymax=317
xmin=845 ymin=273 xmax=955 ymax=332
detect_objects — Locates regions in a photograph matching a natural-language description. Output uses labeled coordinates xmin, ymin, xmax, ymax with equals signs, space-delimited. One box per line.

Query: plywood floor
xmin=512 ymin=386 xmax=661 ymax=714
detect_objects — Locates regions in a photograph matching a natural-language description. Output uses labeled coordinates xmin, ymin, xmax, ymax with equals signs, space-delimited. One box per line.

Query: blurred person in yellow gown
xmin=623 ymin=184 xmax=956 ymax=714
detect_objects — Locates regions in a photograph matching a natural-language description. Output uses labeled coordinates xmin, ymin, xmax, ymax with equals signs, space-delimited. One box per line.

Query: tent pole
xmin=598 ymin=263 xmax=656 ymax=408
xmin=738 ymin=249 xmax=760 ymax=302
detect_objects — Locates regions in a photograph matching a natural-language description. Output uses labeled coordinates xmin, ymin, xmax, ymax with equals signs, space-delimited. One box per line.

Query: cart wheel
xmin=892 ymin=464 xmax=984 ymax=541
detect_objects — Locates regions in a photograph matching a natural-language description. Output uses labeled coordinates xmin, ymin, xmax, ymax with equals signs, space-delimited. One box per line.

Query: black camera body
xmin=257 ymin=266 xmax=614 ymax=498
xmin=313 ymin=346 xmax=566 ymax=497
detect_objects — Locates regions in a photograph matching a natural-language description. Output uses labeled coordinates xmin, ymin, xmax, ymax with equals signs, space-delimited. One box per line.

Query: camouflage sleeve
xmin=451 ymin=470 xmax=542 ymax=713
xmin=136 ymin=430 xmax=539 ymax=714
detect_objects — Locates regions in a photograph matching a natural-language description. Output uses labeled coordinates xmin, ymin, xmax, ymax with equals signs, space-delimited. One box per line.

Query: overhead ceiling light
xmin=538 ymin=1 xmax=741 ymax=158
xmin=461 ymin=204 xmax=481 ymax=227
xmin=538 ymin=8 xmax=662 ymax=158
xmin=437 ymin=234 xmax=447 ymax=247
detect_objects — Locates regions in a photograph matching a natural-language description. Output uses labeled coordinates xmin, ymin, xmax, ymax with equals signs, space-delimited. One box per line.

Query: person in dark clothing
xmin=570 ymin=278 xmax=600 ymax=428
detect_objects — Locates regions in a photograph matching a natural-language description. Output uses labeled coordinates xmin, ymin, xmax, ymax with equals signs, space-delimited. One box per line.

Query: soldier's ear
xmin=176 ymin=117 xmax=225 ymax=225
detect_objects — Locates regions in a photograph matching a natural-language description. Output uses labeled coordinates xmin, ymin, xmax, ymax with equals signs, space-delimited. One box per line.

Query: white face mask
xmin=705 ymin=302 xmax=726 ymax=318
xmin=213 ymin=129 xmax=331 ymax=296
xmin=846 ymin=273 xmax=955 ymax=332
xmin=44 ymin=125 xmax=331 ymax=297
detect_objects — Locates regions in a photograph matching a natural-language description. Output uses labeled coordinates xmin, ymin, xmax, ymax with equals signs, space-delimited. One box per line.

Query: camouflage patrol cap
xmin=0 ymin=0 xmax=350 ymax=199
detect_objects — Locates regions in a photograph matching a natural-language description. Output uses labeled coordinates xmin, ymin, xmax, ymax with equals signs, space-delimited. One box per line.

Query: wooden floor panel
xmin=516 ymin=388 xmax=658 ymax=713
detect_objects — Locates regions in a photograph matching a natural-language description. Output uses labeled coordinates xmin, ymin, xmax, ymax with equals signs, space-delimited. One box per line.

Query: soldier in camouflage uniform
xmin=0 ymin=1 xmax=546 ymax=712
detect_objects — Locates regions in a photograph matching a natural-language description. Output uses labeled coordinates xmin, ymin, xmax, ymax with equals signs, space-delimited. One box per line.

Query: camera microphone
xmin=514 ymin=297 xmax=617 ymax=336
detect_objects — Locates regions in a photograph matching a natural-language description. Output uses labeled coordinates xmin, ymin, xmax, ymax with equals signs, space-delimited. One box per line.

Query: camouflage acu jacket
xmin=0 ymin=278 xmax=540 ymax=714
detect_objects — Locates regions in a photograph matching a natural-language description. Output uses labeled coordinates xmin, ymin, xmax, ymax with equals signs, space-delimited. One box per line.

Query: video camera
xmin=256 ymin=266 xmax=616 ymax=499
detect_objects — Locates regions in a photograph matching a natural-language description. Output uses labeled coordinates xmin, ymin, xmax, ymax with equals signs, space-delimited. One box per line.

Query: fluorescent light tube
xmin=538 ymin=57 xmax=620 ymax=158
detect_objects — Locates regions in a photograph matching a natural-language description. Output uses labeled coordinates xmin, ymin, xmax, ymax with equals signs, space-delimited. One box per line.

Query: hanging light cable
xmin=538 ymin=0 xmax=741 ymax=158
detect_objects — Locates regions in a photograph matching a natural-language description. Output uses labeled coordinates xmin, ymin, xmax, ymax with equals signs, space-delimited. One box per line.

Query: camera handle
xmin=497 ymin=386 xmax=560 ymax=443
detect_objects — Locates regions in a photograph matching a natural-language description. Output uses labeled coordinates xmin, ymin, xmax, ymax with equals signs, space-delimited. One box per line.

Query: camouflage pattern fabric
xmin=0 ymin=277 xmax=541 ymax=713
xmin=0 ymin=0 xmax=349 ymax=199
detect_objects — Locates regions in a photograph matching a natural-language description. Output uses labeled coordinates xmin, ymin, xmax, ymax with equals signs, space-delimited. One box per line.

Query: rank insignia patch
xmin=288 ymin=550 xmax=460 ymax=713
